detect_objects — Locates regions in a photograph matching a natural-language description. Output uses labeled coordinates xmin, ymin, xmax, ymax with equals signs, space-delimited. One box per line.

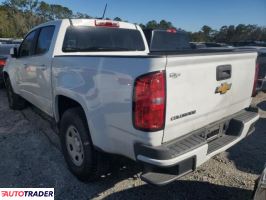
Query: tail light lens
xmin=252 ymin=63 xmax=259 ymax=97
xmin=133 ymin=71 xmax=166 ymax=131
xmin=0 ymin=59 xmax=6 ymax=67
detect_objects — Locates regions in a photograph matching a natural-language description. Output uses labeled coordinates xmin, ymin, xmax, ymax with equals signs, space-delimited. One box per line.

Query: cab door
xmin=21 ymin=26 xmax=55 ymax=115
xmin=16 ymin=29 xmax=39 ymax=102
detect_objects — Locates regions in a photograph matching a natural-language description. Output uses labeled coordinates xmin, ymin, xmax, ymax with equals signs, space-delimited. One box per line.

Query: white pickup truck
xmin=3 ymin=19 xmax=260 ymax=185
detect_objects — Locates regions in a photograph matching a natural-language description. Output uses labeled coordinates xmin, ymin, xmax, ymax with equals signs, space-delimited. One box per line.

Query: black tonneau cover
xmin=143 ymin=29 xmax=256 ymax=56
xmin=148 ymin=48 xmax=257 ymax=56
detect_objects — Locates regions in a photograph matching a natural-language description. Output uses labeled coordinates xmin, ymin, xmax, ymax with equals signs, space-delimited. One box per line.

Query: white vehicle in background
xmin=3 ymin=19 xmax=260 ymax=185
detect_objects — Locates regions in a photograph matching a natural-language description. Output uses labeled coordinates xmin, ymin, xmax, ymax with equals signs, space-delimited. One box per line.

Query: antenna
xmin=101 ymin=3 xmax=108 ymax=19
xmin=68 ymin=18 xmax=73 ymax=26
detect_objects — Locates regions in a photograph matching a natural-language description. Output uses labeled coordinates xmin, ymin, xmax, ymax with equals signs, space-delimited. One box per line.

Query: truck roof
xmin=34 ymin=19 xmax=139 ymax=30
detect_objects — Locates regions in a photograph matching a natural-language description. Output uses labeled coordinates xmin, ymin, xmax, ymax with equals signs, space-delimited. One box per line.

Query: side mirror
xmin=10 ymin=47 xmax=18 ymax=58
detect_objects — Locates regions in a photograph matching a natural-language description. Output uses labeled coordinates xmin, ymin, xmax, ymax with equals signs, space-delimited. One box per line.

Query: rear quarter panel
xmin=52 ymin=56 xmax=166 ymax=159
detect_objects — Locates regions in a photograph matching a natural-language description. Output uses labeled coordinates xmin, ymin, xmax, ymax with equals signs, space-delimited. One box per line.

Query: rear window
xmin=62 ymin=26 xmax=145 ymax=52
xmin=144 ymin=30 xmax=191 ymax=52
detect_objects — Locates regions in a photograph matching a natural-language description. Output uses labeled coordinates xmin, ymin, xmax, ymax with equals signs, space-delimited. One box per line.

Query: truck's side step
xmin=141 ymin=171 xmax=180 ymax=186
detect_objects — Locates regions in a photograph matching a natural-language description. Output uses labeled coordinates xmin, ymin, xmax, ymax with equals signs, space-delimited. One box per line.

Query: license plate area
xmin=201 ymin=121 xmax=228 ymax=142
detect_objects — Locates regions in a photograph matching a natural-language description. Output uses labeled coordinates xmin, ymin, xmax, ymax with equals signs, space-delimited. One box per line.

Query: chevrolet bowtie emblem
xmin=215 ymin=83 xmax=232 ymax=94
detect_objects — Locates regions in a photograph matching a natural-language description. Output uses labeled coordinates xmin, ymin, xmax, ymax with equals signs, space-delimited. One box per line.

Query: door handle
xmin=216 ymin=65 xmax=232 ymax=81
xmin=23 ymin=64 xmax=47 ymax=70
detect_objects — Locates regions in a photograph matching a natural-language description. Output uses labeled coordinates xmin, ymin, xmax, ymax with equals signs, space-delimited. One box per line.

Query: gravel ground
xmin=0 ymin=88 xmax=266 ymax=200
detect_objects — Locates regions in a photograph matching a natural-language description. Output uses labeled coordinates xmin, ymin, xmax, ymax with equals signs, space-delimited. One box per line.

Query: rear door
xmin=163 ymin=52 xmax=257 ymax=143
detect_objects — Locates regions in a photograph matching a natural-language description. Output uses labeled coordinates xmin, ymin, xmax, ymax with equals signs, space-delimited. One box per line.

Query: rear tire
xmin=252 ymin=177 xmax=260 ymax=199
xmin=5 ymin=77 xmax=26 ymax=110
xmin=0 ymin=80 xmax=4 ymax=88
xmin=60 ymin=107 xmax=106 ymax=181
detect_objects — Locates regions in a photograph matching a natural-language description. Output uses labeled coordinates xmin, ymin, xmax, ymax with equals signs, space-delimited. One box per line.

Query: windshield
xmin=62 ymin=26 xmax=145 ymax=52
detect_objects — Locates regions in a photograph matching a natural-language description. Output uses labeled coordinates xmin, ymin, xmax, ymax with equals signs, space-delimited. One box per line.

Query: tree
xmin=2 ymin=1 xmax=41 ymax=36
xmin=145 ymin=20 xmax=158 ymax=29
xmin=36 ymin=1 xmax=50 ymax=21
xmin=0 ymin=1 xmax=75 ymax=37
xmin=113 ymin=17 xmax=122 ymax=21
xmin=0 ymin=6 xmax=13 ymax=37
xmin=74 ymin=12 xmax=91 ymax=19
xmin=139 ymin=23 xmax=146 ymax=29
xmin=201 ymin=25 xmax=213 ymax=41
xmin=144 ymin=20 xmax=175 ymax=29
xmin=3 ymin=0 xmax=38 ymax=13
xmin=48 ymin=4 xmax=72 ymax=20
xmin=158 ymin=20 xmax=174 ymax=29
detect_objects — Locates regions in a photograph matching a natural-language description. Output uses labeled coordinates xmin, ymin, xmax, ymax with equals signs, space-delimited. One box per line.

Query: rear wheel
xmin=5 ymin=76 xmax=26 ymax=110
xmin=252 ymin=177 xmax=260 ymax=199
xmin=60 ymin=107 xmax=106 ymax=181
xmin=0 ymin=80 xmax=4 ymax=88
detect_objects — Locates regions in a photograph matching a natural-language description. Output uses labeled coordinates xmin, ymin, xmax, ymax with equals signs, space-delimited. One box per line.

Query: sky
xmin=1 ymin=0 xmax=266 ymax=31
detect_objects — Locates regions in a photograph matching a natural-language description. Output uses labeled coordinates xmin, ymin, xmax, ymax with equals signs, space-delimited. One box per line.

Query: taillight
xmin=133 ymin=71 xmax=166 ymax=131
xmin=95 ymin=20 xmax=119 ymax=28
xmin=0 ymin=59 xmax=6 ymax=67
xmin=252 ymin=63 xmax=259 ymax=97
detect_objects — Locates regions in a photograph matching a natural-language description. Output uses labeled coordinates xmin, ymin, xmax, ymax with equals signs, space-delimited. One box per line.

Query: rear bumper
xmin=134 ymin=109 xmax=259 ymax=185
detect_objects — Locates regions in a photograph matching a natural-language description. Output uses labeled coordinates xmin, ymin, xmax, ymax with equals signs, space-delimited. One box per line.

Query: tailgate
xmin=163 ymin=52 xmax=257 ymax=143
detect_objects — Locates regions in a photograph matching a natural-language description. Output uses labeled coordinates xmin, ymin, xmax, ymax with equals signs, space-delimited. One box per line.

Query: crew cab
xmin=3 ymin=19 xmax=260 ymax=185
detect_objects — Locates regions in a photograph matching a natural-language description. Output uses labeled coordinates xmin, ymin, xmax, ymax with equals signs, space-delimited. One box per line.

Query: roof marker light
xmin=95 ymin=20 xmax=120 ymax=28
xmin=166 ymin=28 xmax=177 ymax=33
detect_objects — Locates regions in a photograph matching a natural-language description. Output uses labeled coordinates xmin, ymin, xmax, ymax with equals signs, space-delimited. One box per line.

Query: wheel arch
xmin=55 ymin=95 xmax=89 ymax=123
xmin=3 ymin=71 xmax=9 ymax=85
xmin=55 ymin=94 xmax=100 ymax=147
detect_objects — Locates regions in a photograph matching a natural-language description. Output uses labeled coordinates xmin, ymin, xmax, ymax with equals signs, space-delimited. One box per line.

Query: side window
xmin=36 ymin=26 xmax=55 ymax=55
xmin=19 ymin=31 xmax=37 ymax=57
